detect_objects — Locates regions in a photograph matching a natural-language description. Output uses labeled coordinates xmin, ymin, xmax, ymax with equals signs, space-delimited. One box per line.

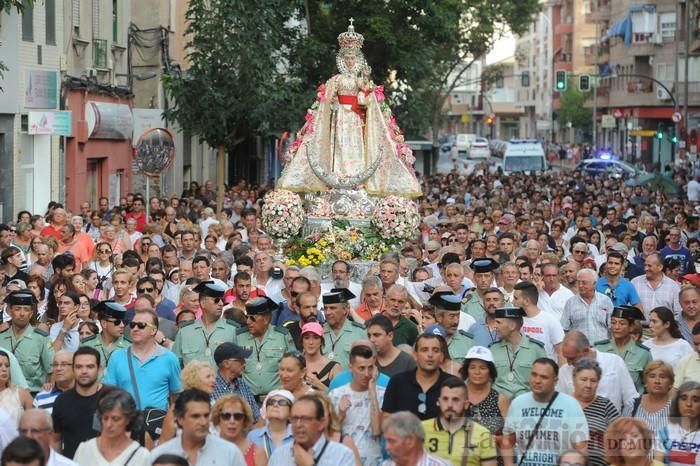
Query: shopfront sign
xmin=85 ymin=101 xmax=133 ymax=140
xmin=28 ymin=111 xmax=72 ymax=136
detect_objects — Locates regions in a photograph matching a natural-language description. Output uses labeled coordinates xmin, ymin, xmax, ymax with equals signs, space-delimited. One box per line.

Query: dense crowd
xmin=0 ymin=162 xmax=700 ymax=466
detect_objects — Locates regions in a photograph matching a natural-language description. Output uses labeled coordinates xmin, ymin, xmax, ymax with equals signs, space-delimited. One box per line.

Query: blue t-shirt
xmin=504 ymin=392 xmax=589 ymax=466
xmin=595 ymin=277 xmax=641 ymax=307
xmin=327 ymin=369 xmax=390 ymax=391
xmin=104 ymin=346 xmax=182 ymax=410
xmin=660 ymin=246 xmax=694 ymax=275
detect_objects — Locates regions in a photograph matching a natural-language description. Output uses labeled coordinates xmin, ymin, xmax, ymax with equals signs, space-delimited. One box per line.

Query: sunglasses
xmin=290 ymin=291 xmax=300 ymax=298
xmin=106 ymin=318 xmax=125 ymax=326
xmin=427 ymin=249 xmax=438 ymax=254
xmin=98 ymin=249 xmax=112 ymax=254
xmin=137 ymin=287 xmax=154 ymax=293
xmin=220 ymin=411 xmax=246 ymax=422
xmin=246 ymin=315 xmax=257 ymax=322
xmin=207 ymin=296 xmax=224 ymax=304
xmin=129 ymin=321 xmax=156 ymax=330
xmin=267 ymin=399 xmax=292 ymax=407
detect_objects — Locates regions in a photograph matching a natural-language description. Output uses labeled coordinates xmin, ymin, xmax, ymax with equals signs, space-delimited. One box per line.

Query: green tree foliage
xmin=557 ymin=82 xmax=592 ymax=132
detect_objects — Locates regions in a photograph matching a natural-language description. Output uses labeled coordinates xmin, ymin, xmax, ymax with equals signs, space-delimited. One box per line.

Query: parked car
xmin=452 ymin=133 xmax=477 ymax=159
xmin=575 ymin=158 xmax=640 ymax=178
xmin=468 ymin=137 xmax=490 ymax=159
xmin=494 ymin=140 xmax=548 ymax=175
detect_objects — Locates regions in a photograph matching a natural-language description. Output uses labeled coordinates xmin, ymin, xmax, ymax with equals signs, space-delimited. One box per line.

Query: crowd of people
xmin=0 ymin=163 xmax=699 ymax=466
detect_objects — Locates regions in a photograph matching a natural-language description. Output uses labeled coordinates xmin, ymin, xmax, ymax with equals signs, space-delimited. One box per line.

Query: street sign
xmin=601 ymin=115 xmax=616 ymax=128
xmin=613 ymin=109 xmax=623 ymax=119
xmin=630 ymin=129 xmax=657 ymax=137
xmin=672 ymin=112 xmax=682 ymax=123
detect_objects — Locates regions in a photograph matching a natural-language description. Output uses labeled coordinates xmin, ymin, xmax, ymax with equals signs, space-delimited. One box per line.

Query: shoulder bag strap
xmin=123 ymin=444 xmax=141 ymax=466
xmin=517 ymin=392 xmax=558 ymax=466
xmin=126 ymin=348 xmax=142 ymax=410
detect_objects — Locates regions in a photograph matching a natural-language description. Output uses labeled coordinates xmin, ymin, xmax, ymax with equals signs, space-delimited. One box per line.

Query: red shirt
xmin=40 ymin=224 xmax=62 ymax=240
xmin=124 ymin=211 xmax=147 ymax=232
xmin=224 ymin=287 xmax=266 ymax=304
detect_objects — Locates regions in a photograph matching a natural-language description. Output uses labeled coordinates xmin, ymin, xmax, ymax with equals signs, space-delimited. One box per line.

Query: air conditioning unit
xmin=650 ymin=33 xmax=663 ymax=45
xmin=86 ymin=68 xmax=97 ymax=79
xmin=656 ymin=87 xmax=671 ymax=100
xmin=649 ymin=56 xmax=654 ymax=65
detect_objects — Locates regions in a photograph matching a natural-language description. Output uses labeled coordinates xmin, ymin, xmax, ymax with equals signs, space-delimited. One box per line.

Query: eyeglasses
xmin=219 ymin=411 xmax=246 ymax=422
xmin=290 ymin=291 xmax=300 ymax=298
xmin=98 ymin=249 xmax=112 ymax=254
xmin=137 ymin=287 xmax=154 ymax=293
xmin=17 ymin=428 xmax=50 ymax=436
xmin=105 ymin=318 xmax=125 ymax=326
xmin=290 ymin=415 xmax=317 ymax=424
xmin=417 ymin=392 xmax=427 ymax=414
xmin=129 ymin=321 xmax=156 ymax=330
xmin=267 ymin=398 xmax=292 ymax=407
xmin=427 ymin=249 xmax=438 ymax=254
xmin=51 ymin=362 xmax=73 ymax=368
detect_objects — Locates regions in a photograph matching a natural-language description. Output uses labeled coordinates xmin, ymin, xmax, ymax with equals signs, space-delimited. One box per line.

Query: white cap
xmin=464 ymin=346 xmax=494 ymax=364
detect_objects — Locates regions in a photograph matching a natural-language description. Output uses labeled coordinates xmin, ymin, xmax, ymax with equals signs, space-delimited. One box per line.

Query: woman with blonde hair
xmin=212 ymin=395 xmax=266 ymax=466
xmin=605 ymin=417 xmax=663 ymax=466
xmin=627 ymin=360 xmax=674 ymax=435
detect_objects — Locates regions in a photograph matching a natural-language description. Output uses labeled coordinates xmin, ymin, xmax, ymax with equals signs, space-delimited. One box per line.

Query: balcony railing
xmin=627 ymin=81 xmax=653 ymax=93
xmin=93 ymin=39 xmax=108 ymax=69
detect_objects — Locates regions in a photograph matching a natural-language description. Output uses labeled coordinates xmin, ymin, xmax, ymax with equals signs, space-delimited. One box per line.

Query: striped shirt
xmin=32 ymin=387 xmax=63 ymax=414
xmin=382 ymin=451 xmax=451 ymax=466
xmin=631 ymin=275 xmax=682 ymax=320
xmin=582 ymin=396 xmax=620 ymax=466
xmin=561 ymin=292 xmax=613 ymax=344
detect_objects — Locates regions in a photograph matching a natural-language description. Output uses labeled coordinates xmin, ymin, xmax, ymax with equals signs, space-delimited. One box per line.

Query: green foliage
xmin=161 ymin=0 xmax=302 ymax=148
xmin=557 ymin=82 xmax=592 ymax=132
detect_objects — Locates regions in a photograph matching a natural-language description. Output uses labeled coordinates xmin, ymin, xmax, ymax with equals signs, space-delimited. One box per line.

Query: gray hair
xmin=577 ymin=268 xmax=598 ymax=282
xmin=362 ymin=275 xmax=382 ymax=291
xmin=382 ymin=411 xmax=425 ymax=442
xmin=564 ymin=330 xmax=590 ymax=352
xmin=380 ymin=251 xmax=401 ymax=265
xmin=572 ymin=358 xmax=602 ymax=380
xmin=20 ymin=408 xmax=53 ymax=430
xmin=299 ymin=266 xmax=320 ymax=284
xmin=387 ymin=284 xmax=408 ymax=300
xmin=96 ymin=389 xmax=137 ymax=424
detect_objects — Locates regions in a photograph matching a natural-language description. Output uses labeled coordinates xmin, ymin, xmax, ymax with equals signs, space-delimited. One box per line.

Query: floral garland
xmin=260 ymin=190 xmax=305 ymax=239
xmin=371 ymin=196 xmax=421 ymax=240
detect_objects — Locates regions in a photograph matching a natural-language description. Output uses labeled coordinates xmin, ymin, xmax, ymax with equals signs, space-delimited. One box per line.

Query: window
xmin=45 ymin=0 xmax=56 ymax=45
xmin=92 ymin=0 xmax=100 ymax=39
xmin=72 ymin=0 xmax=81 ymax=36
xmin=659 ymin=12 xmax=676 ymax=38
xmin=112 ymin=0 xmax=118 ymax=42
xmin=495 ymin=77 xmax=504 ymax=89
xmin=21 ymin=1 xmax=33 ymax=42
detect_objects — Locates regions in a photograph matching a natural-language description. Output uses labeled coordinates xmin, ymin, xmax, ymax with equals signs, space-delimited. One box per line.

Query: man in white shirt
xmin=19 ymin=409 xmax=78 ymax=466
xmin=557 ymin=331 xmax=638 ymax=413
xmin=538 ymin=263 xmax=574 ymax=318
xmin=513 ymin=281 xmax=564 ymax=361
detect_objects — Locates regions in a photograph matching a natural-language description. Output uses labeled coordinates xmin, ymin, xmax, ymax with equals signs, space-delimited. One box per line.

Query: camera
xmin=271 ymin=267 xmax=284 ymax=280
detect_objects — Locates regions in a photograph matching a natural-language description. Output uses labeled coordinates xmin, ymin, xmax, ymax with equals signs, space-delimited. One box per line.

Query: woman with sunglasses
xmin=213 ymin=395 xmax=266 ymax=466
xmin=248 ymin=390 xmax=295 ymax=458
xmin=278 ymin=351 xmax=313 ymax=399
xmin=87 ymin=242 xmax=114 ymax=291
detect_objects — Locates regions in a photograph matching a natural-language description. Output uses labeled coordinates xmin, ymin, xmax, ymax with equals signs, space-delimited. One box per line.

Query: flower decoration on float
xmin=260 ymin=190 xmax=305 ymax=239
xmin=371 ymin=196 xmax=421 ymax=241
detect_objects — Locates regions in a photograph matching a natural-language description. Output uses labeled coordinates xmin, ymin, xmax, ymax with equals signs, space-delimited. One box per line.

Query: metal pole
xmin=592 ymin=20 xmax=598 ymax=150
xmin=674 ymin=0 xmax=681 ymax=160
xmin=684 ymin=0 xmax=692 ymax=131
xmin=145 ymin=176 xmax=150 ymax=219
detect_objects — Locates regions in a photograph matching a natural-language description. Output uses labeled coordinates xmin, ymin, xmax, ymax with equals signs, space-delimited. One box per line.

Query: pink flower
xmin=317 ymin=84 xmax=327 ymax=103
xmin=374 ymin=85 xmax=385 ymax=103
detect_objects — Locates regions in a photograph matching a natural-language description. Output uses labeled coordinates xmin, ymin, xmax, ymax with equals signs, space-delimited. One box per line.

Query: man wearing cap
xmin=237 ymin=296 xmax=294 ymax=397
xmin=173 ymin=281 xmax=240 ymax=368
xmin=595 ymin=251 xmax=641 ymax=308
xmin=211 ymin=342 xmax=261 ymax=423
xmin=490 ymin=306 xmax=546 ymax=400
xmin=80 ymin=301 xmax=131 ymax=366
xmin=461 ymin=258 xmax=499 ymax=321
xmin=594 ymin=305 xmax=651 ymax=393
xmin=429 ymin=292 xmax=474 ymax=365
xmin=0 ymin=290 xmax=54 ymax=393
xmin=322 ymin=288 xmax=366 ymax=369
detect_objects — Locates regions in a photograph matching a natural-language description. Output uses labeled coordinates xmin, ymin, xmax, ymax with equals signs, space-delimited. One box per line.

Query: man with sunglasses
xmin=173 ymin=281 xmax=240 ymax=368
xmin=104 ymin=308 xmax=182 ymax=411
xmin=129 ymin=276 xmax=177 ymax=322
xmin=238 ymin=296 xmax=294 ymax=398
xmin=81 ymin=301 xmax=130 ymax=366
xmin=461 ymin=258 xmax=499 ymax=321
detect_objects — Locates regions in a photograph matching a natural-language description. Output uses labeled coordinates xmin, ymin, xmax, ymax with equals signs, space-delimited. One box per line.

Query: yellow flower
xmin=285 ymin=259 xmax=296 ymax=266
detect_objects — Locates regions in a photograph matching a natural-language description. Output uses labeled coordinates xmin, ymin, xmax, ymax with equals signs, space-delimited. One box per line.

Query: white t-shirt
xmin=643 ymin=338 xmax=694 ymax=368
xmin=538 ymin=286 xmax=574 ymax=319
xmin=73 ymin=439 xmax=150 ymax=466
xmin=522 ymin=311 xmax=565 ymax=360
xmin=688 ymin=179 xmax=700 ymax=202
xmin=329 ymin=384 xmax=386 ymax=466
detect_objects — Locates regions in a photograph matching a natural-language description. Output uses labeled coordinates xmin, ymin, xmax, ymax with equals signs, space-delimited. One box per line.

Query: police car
xmin=574 ymin=155 xmax=640 ymax=179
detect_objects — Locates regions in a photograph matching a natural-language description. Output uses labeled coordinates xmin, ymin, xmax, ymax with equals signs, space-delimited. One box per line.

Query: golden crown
xmin=337 ymin=19 xmax=364 ymax=50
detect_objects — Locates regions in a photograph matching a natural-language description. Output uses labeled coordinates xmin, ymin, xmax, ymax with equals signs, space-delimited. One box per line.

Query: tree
xmin=161 ymin=0 xmax=301 ymax=211
xmin=557 ymin=83 xmax=592 ymax=133
xmin=0 ymin=1 xmax=33 ymax=91
xmin=290 ymin=1 xmax=540 ymax=171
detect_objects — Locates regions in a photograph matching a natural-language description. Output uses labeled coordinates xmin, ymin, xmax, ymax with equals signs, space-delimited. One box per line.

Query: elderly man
xmin=462 ymin=258 xmax=499 ymax=320
xmin=211 ymin=342 xmax=260 ymax=422
xmin=428 ymin=292 xmax=474 ymax=364
xmin=40 ymin=208 xmax=67 ymax=240
xmin=383 ymin=411 xmax=450 ymax=466
xmin=322 ymin=289 xmax=366 ymax=369
xmin=354 ymin=275 xmax=384 ymax=323
xmin=253 ymin=251 xmax=284 ymax=302
xmin=674 ymin=322 xmax=700 ymax=388
xmin=557 ymin=331 xmax=638 ymax=413
xmin=19 ymin=409 xmax=78 ymax=466
xmin=321 ymin=261 xmax=361 ymax=305
xmin=631 ymin=251 xmax=682 ymax=319
xmin=561 ymin=268 xmax=613 ymax=344
xmin=383 ymin=285 xmax=419 ymax=347
xmin=33 ymin=351 xmax=75 ymax=414
xmin=538 ymin=262 xmax=574 ymax=318
xmin=268 ymin=395 xmax=355 ymax=465
xmin=379 ymin=259 xmax=400 ymax=293
xmin=679 ymin=285 xmax=700 ymax=344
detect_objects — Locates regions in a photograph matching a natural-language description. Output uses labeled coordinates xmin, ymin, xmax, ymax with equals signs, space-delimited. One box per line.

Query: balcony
xmin=629 ymin=34 xmax=662 ymax=56
xmin=93 ymin=39 xmax=108 ymax=69
xmin=585 ymin=0 xmax=611 ymax=23
xmin=553 ymin=51 xmax=574 ymax=71
xmin=627 ymin=81 xmax=653 ymax=94
xmin=555 ymin=22 xmax=573 ymax=36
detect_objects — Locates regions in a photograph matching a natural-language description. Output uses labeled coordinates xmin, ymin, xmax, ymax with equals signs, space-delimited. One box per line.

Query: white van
xmin=498 ymin=139 xmax=548 ymax=175
xmin=452 ymin=133 xmax=477 ymax=159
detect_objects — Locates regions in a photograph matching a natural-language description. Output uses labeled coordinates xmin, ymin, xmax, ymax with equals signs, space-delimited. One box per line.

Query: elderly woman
xmin=212 ymin=394 xmax=266 ymax=466
xmin=459 ymin=346 xmax=507 ymax=437
xmin=626 ymin=360 xmax=674 ymax=435
xmin=73 ymin=389 xmax=149 ymax=465
xmin=247 ymin=390 xmax=295 ymax=458
xmin=657 ymin=381 xmax=700 ymax=464
xmin=605 ymin=417 xmax=663 ymax=466
xmin=571 ymin=359 xmax=620 ymax=466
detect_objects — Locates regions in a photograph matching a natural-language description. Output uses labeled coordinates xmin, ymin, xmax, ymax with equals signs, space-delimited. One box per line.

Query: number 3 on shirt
xmin=428 ymin=438 xmax=439 ymax=452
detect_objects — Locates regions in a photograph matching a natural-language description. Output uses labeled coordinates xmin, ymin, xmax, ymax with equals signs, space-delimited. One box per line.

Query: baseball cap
xmin=300 ymin=322 xmax=324 ymax=338
xmin=464 ymin=346 xmax=494 ymax=364
xmin=214 ymin=342 xmax=252 ymax=366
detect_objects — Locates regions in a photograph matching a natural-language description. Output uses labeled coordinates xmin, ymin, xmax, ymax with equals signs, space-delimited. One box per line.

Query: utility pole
xmin=674 ymin=0 xmax=681 ymax=160
xmin=592 ymin=19 xmax=598 ymax=150
xmin=684 ymin=0 xmax=692 ymax=132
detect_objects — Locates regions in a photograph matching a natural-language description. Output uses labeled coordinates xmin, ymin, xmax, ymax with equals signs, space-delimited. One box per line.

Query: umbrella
xmin=631 ymin=172 xmax=682 ymax=195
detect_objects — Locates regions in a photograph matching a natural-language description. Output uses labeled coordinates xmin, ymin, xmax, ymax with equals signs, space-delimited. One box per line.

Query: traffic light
xmin=486 ymin=115 xmax=494 ymax=125
xmin=579 ymin=74 xmax=591 ymax=92
xmin=672 ymin=134 xmax=678 ymax=144
xmin=656 ymin=131 xmax=664 ymax=140
xmin=555 ymin=70 xmax=567 ymax=92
